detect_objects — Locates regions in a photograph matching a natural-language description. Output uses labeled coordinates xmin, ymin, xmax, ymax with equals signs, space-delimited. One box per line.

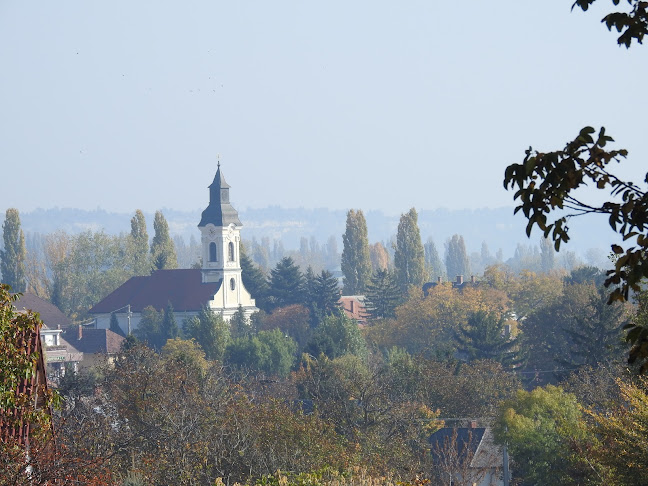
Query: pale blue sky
xmin=1 ymin=1 xmax=646 ymax=215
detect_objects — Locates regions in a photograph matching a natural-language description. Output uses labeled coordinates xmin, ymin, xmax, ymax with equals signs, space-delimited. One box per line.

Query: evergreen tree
xmin=424 ymin=237 xmax=444 ymax=281
xmin=240 ymin=244 xmax=269 ymax=311
xmin=161 ymin=301 xmax=179 ymax=343
xmin=110 ymin=312 xmax=125 ymax=337
xmin=184 ymin=305 xmax=230 ymax=361
xmin=150 ymin=211 xmax=177 ymax=270
xmin=364 ymin=269 xmax=401 ymax=320
xmin=1 ymin=208 xmax=26 ymax=292
xmin=393 ymin=208 xmax=426 ymax=291
xmin=313 ymin=270 xmax=341 ymax=317
xmin=341 ymin=209 xmax=372 ymax=294
xmin=267 ymin=257 xmax=305 ymax=310
xmin=129 ymin=209 xmax=150 ymax=276
xmin=134 ymin=306 xmax=164 ymax=350
xmin=445 ymin=234 xmax=470 ymax=280
xmin=455 ymin=311 xmax=524 ymax=369
xmin=230 ymin=304 xmax=251 ymax=339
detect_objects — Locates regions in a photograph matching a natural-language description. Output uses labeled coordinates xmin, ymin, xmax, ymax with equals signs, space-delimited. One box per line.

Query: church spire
xmin=199 ymin=164 xmax=242 ymax=227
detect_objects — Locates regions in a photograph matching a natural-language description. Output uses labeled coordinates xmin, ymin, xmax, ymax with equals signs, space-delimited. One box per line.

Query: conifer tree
xmin=240 ymin=244 xmax=269 ymax=311
xmin=1 ymin=208 xmax=26 ymax=292
xmin=455 ymin=311 xmax=524 ymax=370
xmin=364 ymin=269 xmax=401 ymax=320
xmin=341 ymin=209 xmax=372 ymax=295
xmin=129 ymin=209 xmax=150 ymax=275
xmin=230 ymin=304 xmax=251 ymax=339
xmin=150 ymin=211 xmax=177 ymax=270
xmin=311 ymin=270 xmax=341 ymax=322
xmin=393 ymin=208 xmax=426 ymax=291
xmin=161 ymin=301 xmax=179 ymax=343
xmin=110 ymin=312 xmax=125 ymax=337
xmin=184 ymin=305 xmax=230 ymax=361
xmin=445 ymin=234 xmax=470 ymax=280
xmin=267 ymin=257 xmax=305 ymax=310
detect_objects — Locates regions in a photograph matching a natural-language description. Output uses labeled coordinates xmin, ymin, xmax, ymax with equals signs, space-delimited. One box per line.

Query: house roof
xmin=429 ymin=427 xmax=501 ymax=469
xmin=13 ymin=293 xmax=71 ymax=329
xmin=89 ymin=269 xmax=222 ymax=314
xmin=62 ymin=328 xmax=125 ymax=354
xmin=199 ymin=165 xmax=242 ymax=227
xmin=339 ymin=295 xmax=368 ymax=324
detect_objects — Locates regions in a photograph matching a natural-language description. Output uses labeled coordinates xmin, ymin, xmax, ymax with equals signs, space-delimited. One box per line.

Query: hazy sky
xmin=1 ymin=1 xmax=646 ymax=215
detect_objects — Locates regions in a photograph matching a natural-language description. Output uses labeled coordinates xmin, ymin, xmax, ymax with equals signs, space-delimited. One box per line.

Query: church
xmin=90 ymin=165 xmax=258 ymax=335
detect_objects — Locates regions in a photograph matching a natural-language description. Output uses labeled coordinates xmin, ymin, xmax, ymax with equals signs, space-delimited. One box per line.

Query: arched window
xmin=230 ymin=278 xmax=236 ymax=291
xmin=228 ymin=241 xmax=235 ymax=261
xmin=209 ymin=242 xmax=217 ymax=262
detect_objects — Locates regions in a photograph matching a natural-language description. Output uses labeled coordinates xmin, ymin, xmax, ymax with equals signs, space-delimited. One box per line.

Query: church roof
xmin=89 ymin=269 xmax=222 ymax=314
xmin=199 ymin=165 xmax=242 ymax=227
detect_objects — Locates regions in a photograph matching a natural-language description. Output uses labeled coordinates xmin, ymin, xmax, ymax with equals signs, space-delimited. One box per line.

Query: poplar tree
xmin=424 ymin=238 xmax=444 ymax=281
xmin=393 ymin=208 xmax=426 ymax=291
xmin=1 ymin=208 xmax=27 ymax=292
xmin=341 ymin=209 xmax=372 ymax=295
xmin=445 ymin=234 xmax=470 ymax=280
xmin=130 ymin=209 xmax=150 ymax=275
xmin=150 ymin=211 xmax=177 ymax=270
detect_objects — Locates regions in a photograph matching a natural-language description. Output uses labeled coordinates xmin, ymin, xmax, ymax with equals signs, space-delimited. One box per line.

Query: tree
xmin=494 ymin=385 xmax=598 ymax=486
xmin=393 ymin=208 xmax=426 ymax=292
xmin=1 ymin=208 xmax=26 ymax=292
xmin=150 ymin=210 xmax=177 ymax=270
xmin=184 ymin=305 xmax=230 ymax=361
xmin=267 ymin=257 xmax=305 ymax=310
xmin=455 ymin=311 xmax=524 ymax=370
xmin=256 ymin=304 xmax=312 ymax=351
xmin=240 ymin=243 xmax=269 ymax=311
xmin=573 ymin=0 xmax=648 ymax=48
xmin=340 ymin=209 xmax=372 ymax=294
xmin=229 ymin=304 xmax=251 ymax=339
xmin=161 ymin=301 xmax=179 ymax=343
xmin=129 ymin=209 xmax=150 ymax=276
xmin=134 ymin=306 xmax=163 ymax=350
xmin=424 ymin=237 xmax=444 ymax=280
xmin=364 ymin=269 xmax=401 ymax=320
xmin=309 ymin=269 xmax=341 ymax=322
xmin=225 ymin=329 xmax=297 ymax=377
xmin=445 ymin=234 xmax=470 ymax=280
xmin=369 ymin=241 xmax=390 ymax=272
xmin=539 ymin=237 xmax=555 ymax=273
xmin=305 ymin=313 xmax=366 ymax=359
xmin=110 ymin=311 xmax=125 ymax=337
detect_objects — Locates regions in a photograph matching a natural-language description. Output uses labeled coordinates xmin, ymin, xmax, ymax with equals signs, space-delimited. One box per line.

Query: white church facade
xmin=90 ymin=165 xmax=258 ymax=334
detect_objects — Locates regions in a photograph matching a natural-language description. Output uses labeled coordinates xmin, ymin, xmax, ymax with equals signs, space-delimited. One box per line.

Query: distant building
xmin=423 ymin=275 xmax=480 ymax=296
xmin=62 ymin=326 xmax=124 ymax=368
xmin=339 ymin=295 xmax=367 ymax=325
xmin=13 ymin=293 xmax=83 ymax=379
xmin=90 ymin=165 xmax=258 ymax=334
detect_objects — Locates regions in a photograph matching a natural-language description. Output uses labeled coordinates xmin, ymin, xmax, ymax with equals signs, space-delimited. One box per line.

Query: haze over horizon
xmin=2 ymin=1 xmax=646 ymax=215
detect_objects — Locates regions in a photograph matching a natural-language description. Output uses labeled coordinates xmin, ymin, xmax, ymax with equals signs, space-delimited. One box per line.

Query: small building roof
xmin=62 ymin=328 xmax=125 ymax=355
xmin=13 ymin=293 xmax=71 ymax=329
xmin=89 ymin=269 xmax=222 ymax=314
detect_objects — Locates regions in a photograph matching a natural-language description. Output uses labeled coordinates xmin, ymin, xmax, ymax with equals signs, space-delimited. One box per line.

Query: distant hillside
xmin=15 ymin=206 xmax=615 ymax=264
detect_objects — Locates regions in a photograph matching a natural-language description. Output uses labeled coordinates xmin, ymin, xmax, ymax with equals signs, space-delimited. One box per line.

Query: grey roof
xmin=198 ymin=166 xmax=242 ymax=227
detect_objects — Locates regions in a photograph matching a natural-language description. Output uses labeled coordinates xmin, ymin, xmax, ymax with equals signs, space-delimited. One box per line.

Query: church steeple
xmin=199 ymin=164 xmax=242 ymax=227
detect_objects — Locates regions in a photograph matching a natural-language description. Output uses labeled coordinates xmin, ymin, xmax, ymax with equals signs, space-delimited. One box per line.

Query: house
xmin=429 ymin=425 xmax=504 ymax=486
xmin=339 ymin=295 xmax=368 ymax=325
xmin=423 ymin=275 xmax=480 ymax=296
xmin=12 ymin=293 xmax=83 ymax=379
xmin=89 ymin=164 xmax=258 ymax=334
xmin=62 ymin=325 xmax=125 ymax=368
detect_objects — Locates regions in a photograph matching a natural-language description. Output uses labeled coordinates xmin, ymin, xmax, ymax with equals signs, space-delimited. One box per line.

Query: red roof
xmin=89 ymin=269 xmax=222 ymax=314
xmin=62 ymin=328 xmax=125 ymax=354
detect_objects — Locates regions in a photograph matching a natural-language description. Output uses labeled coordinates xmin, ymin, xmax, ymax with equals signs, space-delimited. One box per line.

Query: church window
xmin=230 ymin=278 xmax=236 ymax=290
xmin=209 ymin=242 xmax=217 ymax=262
xmin=228 ymin=242 xmax=235 ymax=261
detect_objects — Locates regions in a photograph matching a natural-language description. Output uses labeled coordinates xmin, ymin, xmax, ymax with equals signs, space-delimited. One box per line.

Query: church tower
xmin=198 ymin=164 xmax=257 ymax=318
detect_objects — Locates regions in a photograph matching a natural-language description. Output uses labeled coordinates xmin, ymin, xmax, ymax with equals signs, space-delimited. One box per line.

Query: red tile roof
xmin=89 ymin=269 xmax=222 ymax=314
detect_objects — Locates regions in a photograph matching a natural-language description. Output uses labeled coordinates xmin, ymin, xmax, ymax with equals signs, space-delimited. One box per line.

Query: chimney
xmin=470 ymin=420 xmax=478 ymax=429
xmin=437 ymin=276 xmax=442 ymax=284
xmin=77 ymin=324 xmax=83 ymax=341
xmin=456 ymin=275 xmax=464 ymax=285
xmin=350 ymin=300 xmax=355 ymax=313
xmin=471 ymin=275 xmax=476 ymax=283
